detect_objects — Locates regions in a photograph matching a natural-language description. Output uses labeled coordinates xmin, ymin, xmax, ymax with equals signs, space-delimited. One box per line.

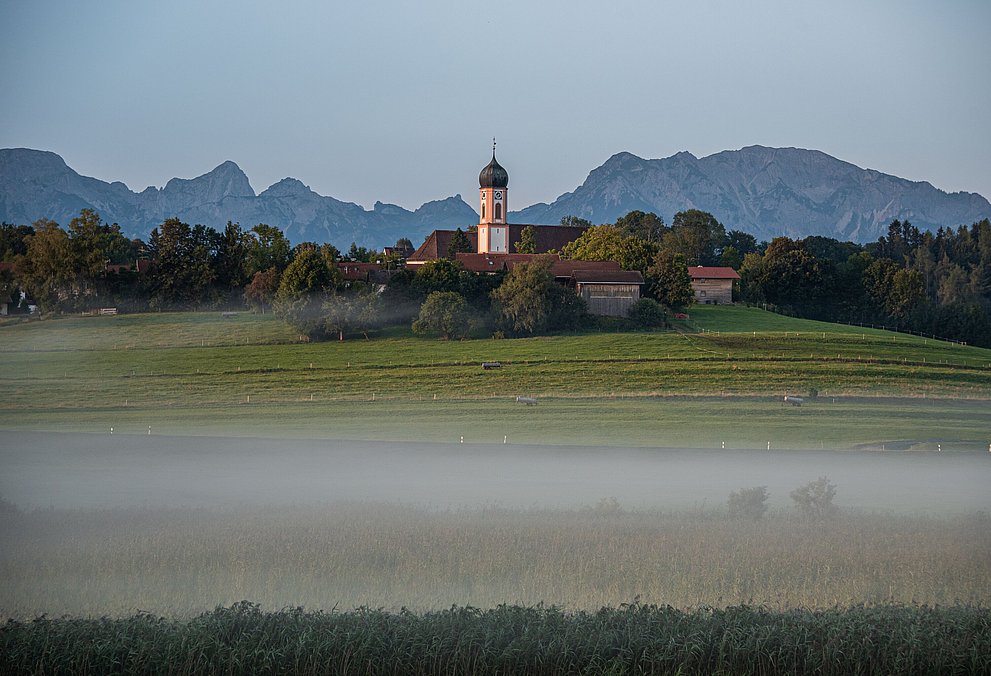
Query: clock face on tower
xmin=481 ymin=192 xmax=485 ymax=200
xmin=494 ymin=191 xmax=502 ymax=199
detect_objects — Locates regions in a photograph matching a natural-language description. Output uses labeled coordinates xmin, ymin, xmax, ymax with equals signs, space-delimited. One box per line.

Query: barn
xmin=570 ymin=269 xmax=645 ymax=316
xmin=688 ymin=266 xmax=740 ymax=304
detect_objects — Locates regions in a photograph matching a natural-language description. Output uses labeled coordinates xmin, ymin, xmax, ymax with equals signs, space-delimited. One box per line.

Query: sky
xmin=1 ymin=0 xmax=989 ymax=212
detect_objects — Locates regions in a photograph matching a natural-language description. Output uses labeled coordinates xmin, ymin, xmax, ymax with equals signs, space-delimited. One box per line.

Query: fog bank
xmin=2 ymin=432 xmax=988 ymax=514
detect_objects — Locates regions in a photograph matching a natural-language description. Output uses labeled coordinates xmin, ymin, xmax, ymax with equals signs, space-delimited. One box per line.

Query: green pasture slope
xmin=1 ymin=306 xmax=989 ymax=448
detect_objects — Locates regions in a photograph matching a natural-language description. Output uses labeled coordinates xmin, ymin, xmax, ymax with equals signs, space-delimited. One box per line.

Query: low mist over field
xmin=2 ymin=432 xmax=989 ymax=619
xmin=2 ymin=432 xmax=989 ymax=513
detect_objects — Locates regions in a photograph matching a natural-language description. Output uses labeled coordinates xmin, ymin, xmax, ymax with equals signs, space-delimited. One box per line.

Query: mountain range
xmin=2 ymin=146 xmax=988 ymax=248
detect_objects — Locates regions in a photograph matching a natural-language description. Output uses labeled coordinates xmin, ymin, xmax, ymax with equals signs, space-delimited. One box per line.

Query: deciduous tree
xmin=412 ymin=291 xmax=470 ymax=340
xmin=647 ymin=250 xmax=694 ymax=309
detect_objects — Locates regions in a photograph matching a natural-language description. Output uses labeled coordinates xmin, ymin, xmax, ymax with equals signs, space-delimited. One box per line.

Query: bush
xmin=790 ymin=476 xmax=837 ymax=519
xmin=627 ymin=298 xmax=667 ymax=328
xmin=412 ymin=291 xmax=470 ymax=340
xmin=727 ymin=486 xmax=769 ymax=520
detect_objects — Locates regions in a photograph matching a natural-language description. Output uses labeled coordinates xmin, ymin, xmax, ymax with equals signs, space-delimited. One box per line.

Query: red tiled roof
xmin=455 ymin=253 xmax=545 ymax=273
xmin=688 ymin=266 xmax=740 ymax=280
xmin=339 ymin=262 xmax=383 ymax=281
xmin=549 ymin=259 xmax=622 ymax=278
xmin=407 ymin=230 xmax=479 ymax=262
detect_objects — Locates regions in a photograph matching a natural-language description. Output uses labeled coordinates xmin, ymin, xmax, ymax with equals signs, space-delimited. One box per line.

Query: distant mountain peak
xmin=163 ymin=160 xmax=254 ymax=200
xmin=260 ymin=177 xmax=312 ymax=198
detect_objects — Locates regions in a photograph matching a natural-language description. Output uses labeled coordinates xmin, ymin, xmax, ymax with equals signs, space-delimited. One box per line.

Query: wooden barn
xmin=570 ymin=269 xmax=644 ymax=317
xmin=688 ymin=266 xmax=740 ymax=304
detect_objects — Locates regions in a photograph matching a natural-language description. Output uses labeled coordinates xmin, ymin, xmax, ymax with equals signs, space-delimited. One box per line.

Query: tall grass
xmin=3 ymin=504 xmax=988 ymax=619
xmin=3 ymin=602 xmax=990 ymax=675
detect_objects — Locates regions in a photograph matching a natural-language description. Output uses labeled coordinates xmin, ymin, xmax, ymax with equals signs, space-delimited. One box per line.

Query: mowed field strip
xmin=2 ymin=306 xmax=990 ymax=448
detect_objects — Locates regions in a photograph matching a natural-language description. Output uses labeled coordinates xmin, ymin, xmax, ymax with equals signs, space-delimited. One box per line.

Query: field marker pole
xmin=504 ymin=436 xmax=508 ymax=444
xmin=767 ymin=441 xmax=771 ymax=450
xmin=148 ymin=426 xmax=151 ymax=435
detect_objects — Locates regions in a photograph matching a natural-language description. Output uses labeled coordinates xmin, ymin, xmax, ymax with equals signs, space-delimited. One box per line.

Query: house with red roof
xmin=688 ymin=266 xmax=740 ymax=304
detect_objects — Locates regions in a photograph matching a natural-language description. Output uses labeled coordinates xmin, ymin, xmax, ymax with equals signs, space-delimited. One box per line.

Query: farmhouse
xmin=407 ymin=145 xmax=642 ymax=315
xmin=688 ymin=266 xmax=739 ymax=304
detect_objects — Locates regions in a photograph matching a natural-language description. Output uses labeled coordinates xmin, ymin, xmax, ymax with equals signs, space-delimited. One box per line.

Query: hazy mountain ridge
xmin=2 ymin=146 xmax=988 ymax=248
xmin=513 ymin=146 xmax=991 ymax=242
xmin=0 ymin=148 xmax=479 ymax=248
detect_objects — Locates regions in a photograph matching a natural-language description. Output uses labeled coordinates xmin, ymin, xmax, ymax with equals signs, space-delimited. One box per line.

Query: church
xmin=406 ymin=145 xmax=644 ymax=317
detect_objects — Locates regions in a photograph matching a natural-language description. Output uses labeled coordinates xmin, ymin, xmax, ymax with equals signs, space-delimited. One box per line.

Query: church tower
xmin=477 ymin=141 xmax=509 ymax=253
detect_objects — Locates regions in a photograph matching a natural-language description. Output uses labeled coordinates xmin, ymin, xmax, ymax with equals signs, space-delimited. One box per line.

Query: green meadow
xmin=2 ymin=306 xmax=989 ymax=448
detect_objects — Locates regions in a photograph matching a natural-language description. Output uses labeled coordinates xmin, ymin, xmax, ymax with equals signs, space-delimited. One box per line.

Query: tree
xmin=0 ymin=223 xmax=35 ymax=261
xmin=725 ymin=230 xmax=760 ymax=257
xmin=213 ymin=221 xmax=251 ymax=299
xmin=615 ymin=211 xmax=667 ymax=243
xmin=412 ymin=258 xmax=467 ymax=298
xmin=145 ymin=219 xmax=216 ymax=309
xmin=740 ymin=237 xmax=824 ymax=311
xmin=864 ymin=258 xmax=924 ymax=319
xmin=246 ymin=224 xmax=292 ymax=277
xmin=490 ymin=256 xmax=586 ymax=335
xmin=663 ymin=209 xmax=727 ymax=266
xmin=65 ymin=209 xmax=137 ymax=303
xmin=790 ymin=477 xmax=837 ymax=520
xmin=627 ymin=298 xmax=667 ymax=328
xmin=20 ymin=219 xmax=80 ymax=312
xmin=394 ymin=237 xmax=414 ymax=255
xmin=647 ymin=250 xmax=694 ymax=309
xmin=347 ymin=242 xmax=373 ymax=262
xmin=561 ymin=225 xmax=657 ymax=272
xmin=274 ymin=245 xmax=336 ymax=338
xmin=243 ymin=267 xmax=280 ymax=313
xmin=728 ymin=486 xmax=769 ymax=520
xmin=515 ymin=225 xmax=537 ymax=254
xmin=560 ymin=215 xmax=593 ymax=228
xmin=412 ymin=291 xmax=471 ymax=340
xmin=323 ymin=286 xmax=380 ymax=341
xmin=447 ymin=228 xmax=472 ymax=258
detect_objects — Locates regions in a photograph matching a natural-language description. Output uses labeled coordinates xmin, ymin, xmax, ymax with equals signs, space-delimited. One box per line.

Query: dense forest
xmin=2 ymin=208 xmax=990 ymax=346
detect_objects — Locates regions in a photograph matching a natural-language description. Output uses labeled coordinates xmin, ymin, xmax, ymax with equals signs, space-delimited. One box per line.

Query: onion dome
xmin=479 ymin=151 xmax=509 ymax=189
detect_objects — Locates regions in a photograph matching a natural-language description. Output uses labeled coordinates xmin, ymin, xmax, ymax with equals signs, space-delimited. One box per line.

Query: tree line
xmin=2 ymin=208 xmax=990 ymax=346
xmin=543 ymin=211 xmax=991 ymax=346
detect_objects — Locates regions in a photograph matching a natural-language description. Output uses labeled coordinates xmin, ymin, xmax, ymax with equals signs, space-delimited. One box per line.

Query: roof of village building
xmin=688 ymin=266 xmax=741 ymax=279
xmin=339 ymin=262 xmax=382 ymax=281
xmin=456 ymin=252 xmax=536 ymax=273
xmin=408 ymin=230 xmax=479 ymax=262
xmin=571 ymin=269 xmax=644 ymax=284
xmin=407 ymin=224 xmax=590 ymax=264
xmin=546 ymin=259 xmax=622 ymax=278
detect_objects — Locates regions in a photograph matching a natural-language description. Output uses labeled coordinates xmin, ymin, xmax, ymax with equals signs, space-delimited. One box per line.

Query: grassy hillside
xmin=2 ymin=307 xmax=990 ymax=447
